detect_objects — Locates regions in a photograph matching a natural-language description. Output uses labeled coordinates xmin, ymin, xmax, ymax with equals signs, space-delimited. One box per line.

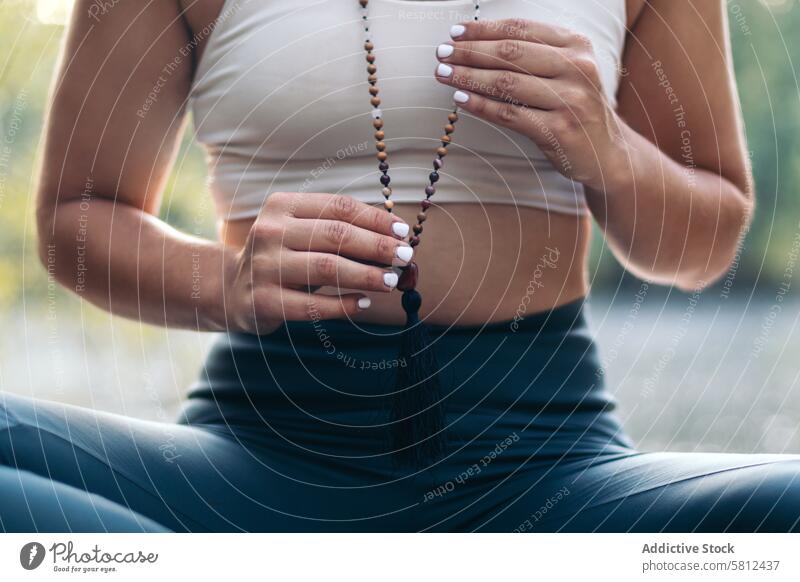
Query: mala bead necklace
xmin=358 ymin=0 xmax=480 ymax=468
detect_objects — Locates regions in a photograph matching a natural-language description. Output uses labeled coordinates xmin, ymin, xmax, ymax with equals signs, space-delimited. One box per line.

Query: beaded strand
xmin=359 ymin=0 xmax=480 ymax=257
xmin=359 ymin=1 xmax=481 ymax=467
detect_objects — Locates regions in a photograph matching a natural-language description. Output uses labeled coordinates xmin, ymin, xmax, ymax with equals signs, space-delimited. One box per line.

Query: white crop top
xmin=189 ymin=0 xmax=627 ymax=220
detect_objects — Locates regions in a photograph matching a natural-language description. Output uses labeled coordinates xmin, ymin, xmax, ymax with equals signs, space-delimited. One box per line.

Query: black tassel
xmin=389 ymin=284 xmax=447 ymax=469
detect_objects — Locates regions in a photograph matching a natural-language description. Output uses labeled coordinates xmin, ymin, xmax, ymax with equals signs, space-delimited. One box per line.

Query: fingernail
xmin=437 ymin=63 xmax=453 ymax=78
xmin=358 ymin=297 xmax=372 ymax=310
xmin=437 ymin=43 xmax=454 ymax=58
xmin=450 ymin=24 xmax=466 ymax=38
xmin=384 ymin=272 xmax=399 ymax=288
xmin=395 ymin=245 xmax=414 ymax=263
xmin=453 ymin=90 xmax=470 ymax=103
xmin=392 ymin=222 xmax=410 ymax=238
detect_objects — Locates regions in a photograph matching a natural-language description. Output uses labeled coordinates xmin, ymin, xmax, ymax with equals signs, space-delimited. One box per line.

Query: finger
xmin=436 ymin=63 xmax=563 ymax=110
xmin=452 ymin=89 xmax=559 ymax=142
xmin=436 ymin=40 xmax=566 ymax=77
xmin=258 ymin=288 xmax=373 ymax=323
xmin=286 ymin=193 xmax=410 ymax=239
xmin=449 ymin=18 xmax=574 ymax=47
xmin=282 ymin=218 xmax=414 ymax=266
xmin=280 ymin=251 xmax=399 ymax=293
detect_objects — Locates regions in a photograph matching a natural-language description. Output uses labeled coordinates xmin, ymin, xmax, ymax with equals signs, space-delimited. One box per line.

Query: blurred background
xmin=1 ymin=0 xmax=799 ymax=453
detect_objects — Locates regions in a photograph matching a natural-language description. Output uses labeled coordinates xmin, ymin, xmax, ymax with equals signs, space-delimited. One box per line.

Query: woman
xmin=3 ymin=0 xmax=798 ymax=532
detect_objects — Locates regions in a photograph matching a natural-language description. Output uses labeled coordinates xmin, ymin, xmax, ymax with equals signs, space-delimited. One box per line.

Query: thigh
xmin=0 ymin=392 xmax=421 ymax=532
xmin=479 ymin=452 xmax=800 ymax=532
xmin=0 ymin=466 xmax=169 ymax=532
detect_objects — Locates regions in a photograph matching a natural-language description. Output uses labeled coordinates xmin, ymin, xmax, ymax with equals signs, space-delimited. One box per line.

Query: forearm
xmin=38 ymin=197 xmax=234 ymax=331
xmin=586 ymin=124 xmax=753 ymax=291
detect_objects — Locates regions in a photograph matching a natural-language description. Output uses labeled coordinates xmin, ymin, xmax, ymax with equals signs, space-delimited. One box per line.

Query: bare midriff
xmin=221 ymin=202 xmax=590 ymax=327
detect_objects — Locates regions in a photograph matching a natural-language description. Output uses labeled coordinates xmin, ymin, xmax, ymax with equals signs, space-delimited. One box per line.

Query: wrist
xmin=194 ymin=242 xmax=239 ymax=332
xmin=586 ymin=123 xmax=639 ymax=197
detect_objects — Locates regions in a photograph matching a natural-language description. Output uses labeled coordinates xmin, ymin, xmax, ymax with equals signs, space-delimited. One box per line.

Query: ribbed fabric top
xmin=189 ymin=0 xmax=627 ymax=220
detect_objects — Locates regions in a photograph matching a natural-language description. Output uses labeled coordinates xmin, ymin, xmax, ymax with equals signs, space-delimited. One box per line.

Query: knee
xmin=0 ymin=392 xmax=15 ymax=429
xmin=0 ymin=465 xmax=171 ymax=533
xmin=0 ymin=391 xmax=27 ymax=425
xmin=0 ymin=392 xmax=28 ymax=466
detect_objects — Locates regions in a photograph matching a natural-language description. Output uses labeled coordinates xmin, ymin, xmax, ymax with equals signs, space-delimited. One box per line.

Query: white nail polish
xmin=450 ymin=24 xmax=466 ymax=38
xmin=384 ymin=272 xmax=399 ymax=288
xmin=453 ymin=90 xmax=470 ymax=104
xmin=358 ymin=297 xmax=372 ymax=309
xmin=437 ymin=43 xmax=454 ymax=58
xmin=395 ymin=246 xmax=414 ymax=263
xmin=392 ymin=222 xmax=410 ymax=238
xmin=437 ymin=63 xmax=453 ymax=78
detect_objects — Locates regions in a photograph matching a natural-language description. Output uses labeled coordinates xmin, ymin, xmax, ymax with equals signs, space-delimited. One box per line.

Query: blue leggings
xmin=2 ymin=300 xmax=800 ymax=532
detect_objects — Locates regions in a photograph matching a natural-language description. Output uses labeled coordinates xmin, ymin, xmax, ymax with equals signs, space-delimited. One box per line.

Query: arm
xmin=595 ymin=0 xmax=753 ymax=290
xmin=36 ymin=0 xmax=228 ymax=330
xmin=37 ymin=0 xmax=411 ymax=333
xmin=435 ymin=1 xmax=753 ymax=291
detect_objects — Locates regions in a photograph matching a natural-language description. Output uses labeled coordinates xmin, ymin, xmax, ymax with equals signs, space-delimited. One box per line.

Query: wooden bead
xmin=358 ymin=6 xmax=475 ymax=238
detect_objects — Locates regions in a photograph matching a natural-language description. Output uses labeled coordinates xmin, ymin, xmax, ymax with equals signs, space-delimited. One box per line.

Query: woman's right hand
xmin=222 ymin=192 xmax=414 ymax=334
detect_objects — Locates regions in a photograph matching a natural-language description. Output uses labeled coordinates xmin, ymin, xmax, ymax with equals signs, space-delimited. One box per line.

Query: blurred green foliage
xmin=0 ymin=1 xmax=798 ymax=314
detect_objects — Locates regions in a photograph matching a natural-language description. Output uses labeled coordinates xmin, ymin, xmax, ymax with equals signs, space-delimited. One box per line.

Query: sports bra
xmin=189 ymin=0 xmax=627 ymax=220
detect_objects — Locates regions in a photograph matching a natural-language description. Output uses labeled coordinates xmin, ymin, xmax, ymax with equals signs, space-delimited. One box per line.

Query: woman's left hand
xmin=435 ymin=19 xmax=630 ymax=192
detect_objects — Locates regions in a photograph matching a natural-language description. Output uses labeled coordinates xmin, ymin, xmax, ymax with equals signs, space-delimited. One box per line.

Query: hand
xmin=435 ymin=19 xmax=630 ymax=191
xmin=222 ymin=192 xmax=413 ymax=334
